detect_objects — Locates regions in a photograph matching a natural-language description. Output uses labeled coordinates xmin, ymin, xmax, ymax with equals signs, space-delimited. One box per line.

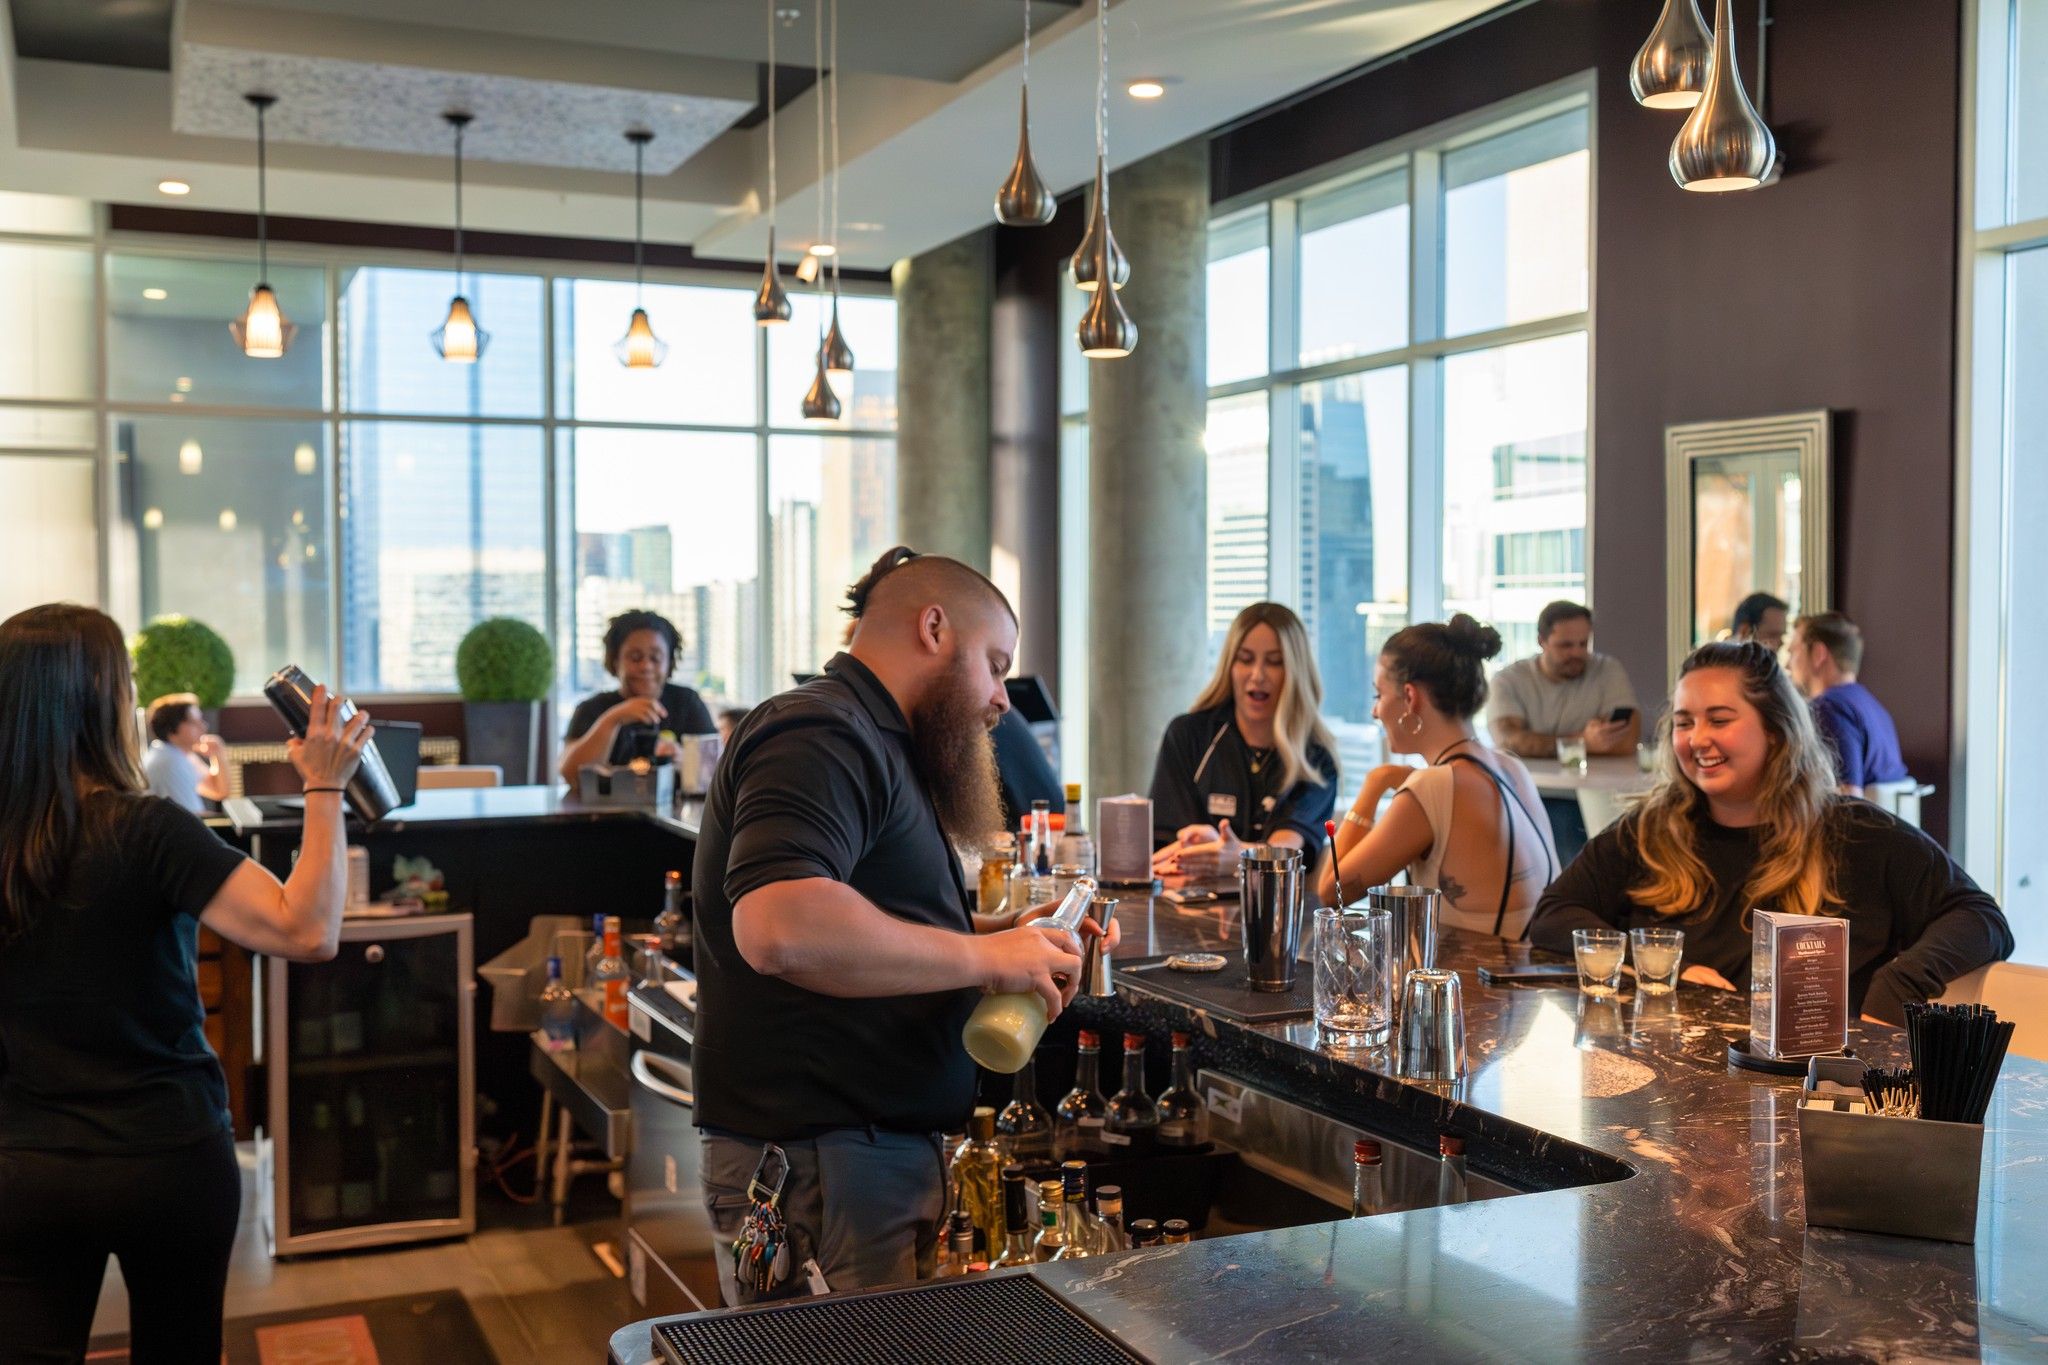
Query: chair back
xmin=1865 ymin=778 xmax=1935 ymax=829
xmin=417 ymin=764 xmax=503 ymax=790
xmin=1936 ymin=962 xmax=2048 ymax=1063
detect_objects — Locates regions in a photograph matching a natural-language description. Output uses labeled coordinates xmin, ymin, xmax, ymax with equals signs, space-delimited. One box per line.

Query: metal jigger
xmin=1398 ymin=968 xmax=1468 ymax=1081
xmin=1084 ymin=895 xmax=1118 ymax=996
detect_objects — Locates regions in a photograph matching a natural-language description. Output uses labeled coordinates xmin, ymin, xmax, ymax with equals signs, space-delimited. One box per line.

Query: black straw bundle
xmin=1903 ymin=1002 xmax=2016 ymax=1125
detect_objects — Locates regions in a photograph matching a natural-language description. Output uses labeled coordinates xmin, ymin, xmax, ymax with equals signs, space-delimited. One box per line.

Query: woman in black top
xmin=1150 ymin=603 xmax=1338 ymax=872
xmin=1528 ymin=642 xmax=2011 ymax=1023
xmin=558 ymin=610 xmax=716 ymax=783
xmin=0 ymin=604 xmax=369 ymax=1361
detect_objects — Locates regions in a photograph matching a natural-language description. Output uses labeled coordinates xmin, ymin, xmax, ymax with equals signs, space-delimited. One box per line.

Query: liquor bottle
xmin=936 ymin=1211 xmax=978 ymax=1277
xmin=1437 ymin=1134 xmax=1468 ymax=1207
xmin=1028 ymin=800 xmax=1054 ymax=876
xmin=1156 ymin=1031 xmax=1208 ymax=1150
xmin=1052 ymin=1161 xmax=1097 ymax=1259
xmin=301 ymin=1100 xmax=341 ymax=1223
xmin=1351 ymin=1138 xmax=1385 ymax=1217
xmin=995 ymin=1054 xmax=1055 ymax=1165
xmin=979 ymin=832 xmax=1016 ymax=919
xmin=539 ymin=956 xmax=577 ymax=1053
xmin=636 ymin=934 xmax=666 ymax=989
xmin=582 ymin=912 xmax=607 ymax=988
xmin=960 ymin=879 xmax=1098 ymax=1073
xmin=593 ymin=916 xmax=630 ymax=1029
xmin=1053 ymin=1030 xmax=1110 ymax=1159
xmin=1058 ymin=783 xmax=1094 ymax=872
xmin=339 ymin=1084 xmax=374 ymax=1221
xmin=1094 ymin=1184 xmax=1129 ymax=1253
xmin=1127 ymin=1218 xmax=1162 ymax=1248
xmin=1104 ymin=1033 xmax=1160 ymax=1156
xmin=993 ymin=1165 xmax=1037 ymax=1267
xmin=950 ymin=1107 xmax=1006 ymax=1252
xmin=1032 ymin=1180 xmax=1066 ymax=1262
xmin=653 ymin=869 xmax=689 ymax=960
xmin=1161 ymin=1219 xmax=1192 ymax=1245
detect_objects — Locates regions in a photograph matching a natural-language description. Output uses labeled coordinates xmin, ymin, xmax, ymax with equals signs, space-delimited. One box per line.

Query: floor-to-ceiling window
xmin=1960 ymin=0 xmax=2048 ymax=963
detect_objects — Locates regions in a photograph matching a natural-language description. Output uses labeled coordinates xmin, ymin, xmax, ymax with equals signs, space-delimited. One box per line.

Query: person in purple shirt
xmin=1787 ymin=611 xmax=1909 ymax=793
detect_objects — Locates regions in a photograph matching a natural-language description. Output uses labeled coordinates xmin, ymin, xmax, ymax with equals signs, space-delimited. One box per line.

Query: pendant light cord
xmin=766 ymin=0 xmax=777 ymax=226
xmin=633 ymin=136 xmax=646 ymax=302
xmin=813 ymin=0 xmax=826 ymax=344
xmin=255 ymin=101 xmax=269 ymax=281
xmin=452 ymin=119 xmax=465 ymax=288
xmin=1096 ymin=0 xmax=1108 ymax=212
xmin=1023 ymin=0 xmax=1031 ymax=89
xmin=1755 ymin=0 xmax=1771 ymax=119
xmin=829 ymin=0 xmax=840 ymax=299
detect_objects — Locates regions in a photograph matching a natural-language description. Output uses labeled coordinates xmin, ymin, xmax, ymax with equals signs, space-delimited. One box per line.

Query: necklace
xmin=1248 ymin=745 xmax=1274 ymax=775
xmin=1432 ymin=737 xmax=1477 ymax=766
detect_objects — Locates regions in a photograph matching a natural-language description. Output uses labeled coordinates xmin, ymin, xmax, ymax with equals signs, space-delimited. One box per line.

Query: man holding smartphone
xmin=1487 ymin=601 xmax=1641 ymax=760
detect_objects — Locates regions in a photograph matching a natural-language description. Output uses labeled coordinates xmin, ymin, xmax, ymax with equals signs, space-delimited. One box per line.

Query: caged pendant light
xmin=1630 ymin=0 xmax=1712 ymax=110
xmin=230 ymin=93 xmax=299 ymax=359
xmin=1074 ymin=0 xmax=1134 ymax=356
xmin=1669 ymin=0 xmax=1777 ymax=192
xmin=994 ymin=0 xmax=1057 ymax=225
xmin=799 ymin=0 xmax=840 ymax=422
xmin=818 ymin=0 xmax=855 ymax=390
xmin=754 ymin=0 xmax=793 ymax=324
xmin=431 ymin=111 xmax=489 ymax=363
xmin=614 ymin=130 xmax=669 ymax=367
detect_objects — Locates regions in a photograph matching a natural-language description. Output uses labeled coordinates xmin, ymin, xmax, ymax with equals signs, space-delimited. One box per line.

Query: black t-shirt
xmin=1527 ymin=799 xmax=2014 ymax=1022
xmin=0 ymin=792 xmax=247 ymax=1151
xmin=564 ymin=682 xmax=716 ymax=764
xmin=690 ymin=653 xmax=976 ymax=1140
xmin=1147 ymin=704 xmax=1339 ymax=848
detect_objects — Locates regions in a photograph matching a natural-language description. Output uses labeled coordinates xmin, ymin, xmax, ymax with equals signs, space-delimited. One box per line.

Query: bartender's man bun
xmin=842 ymin=546 xmax=1017 ymax=632
xmin=1380 ymin=614 xmax=1501 ymax=720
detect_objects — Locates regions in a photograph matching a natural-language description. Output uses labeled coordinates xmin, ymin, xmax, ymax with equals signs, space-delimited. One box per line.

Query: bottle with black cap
xmin=1128 ymin=1218 xmax=1162 ymax=1248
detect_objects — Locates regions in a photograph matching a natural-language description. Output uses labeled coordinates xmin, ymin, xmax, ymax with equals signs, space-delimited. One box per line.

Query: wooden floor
xmin=90 ymin=1144 xmax=642 ymax=1364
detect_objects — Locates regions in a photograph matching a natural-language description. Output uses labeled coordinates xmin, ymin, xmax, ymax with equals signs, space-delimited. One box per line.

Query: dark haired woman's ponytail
xmin=1444 ymin=613 xmax=1503 ymax=662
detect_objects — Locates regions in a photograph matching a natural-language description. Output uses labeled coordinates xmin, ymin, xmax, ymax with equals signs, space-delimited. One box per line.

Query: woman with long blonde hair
xmin=1150 ymin=603 xmax=1338 ymax=871
xmin=1528 ymin=642 xmax=2011 ymax=1022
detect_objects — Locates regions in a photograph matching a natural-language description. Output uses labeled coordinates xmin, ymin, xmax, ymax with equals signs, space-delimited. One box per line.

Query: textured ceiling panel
xmin=171 ymin=44 xmax=753 ymax=173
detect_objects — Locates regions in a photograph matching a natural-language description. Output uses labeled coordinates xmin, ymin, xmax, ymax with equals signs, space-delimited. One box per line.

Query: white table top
xmin=1525 ymin=753 xmax=1657 ymax=798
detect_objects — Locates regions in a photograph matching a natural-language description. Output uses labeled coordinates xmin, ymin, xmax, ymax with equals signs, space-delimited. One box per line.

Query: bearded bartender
xmin=691 ymin=546 xmax=1115 ymax=1301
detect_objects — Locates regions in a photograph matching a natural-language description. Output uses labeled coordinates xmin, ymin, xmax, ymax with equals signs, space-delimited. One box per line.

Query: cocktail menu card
xmin=1750 ymin=910 xmax=1849 ymax=1060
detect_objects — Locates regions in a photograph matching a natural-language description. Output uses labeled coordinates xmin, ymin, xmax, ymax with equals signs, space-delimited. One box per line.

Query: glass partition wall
xmin=0 ymin=207 xmax=895 ymax=717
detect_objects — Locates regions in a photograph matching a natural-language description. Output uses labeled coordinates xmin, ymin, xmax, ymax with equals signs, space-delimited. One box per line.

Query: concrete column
xmin=893 ymin=231 xmax=992 ymax=571
xmin=1088 ymin=140 xmax=1210 ymax=803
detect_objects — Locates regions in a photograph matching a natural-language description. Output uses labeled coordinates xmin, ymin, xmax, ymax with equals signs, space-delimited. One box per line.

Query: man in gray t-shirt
xmin=1488 ymin=601 xmax=1641 ymax=760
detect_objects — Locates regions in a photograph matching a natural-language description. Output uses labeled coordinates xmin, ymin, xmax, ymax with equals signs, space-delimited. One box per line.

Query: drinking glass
xmin=1556 ymin=736 xmax=1589 ymax=774
xmin=1629 ymin=927 xmax=1684 ymax=995
xmin=1314 ymin=907 xmax=1393 ymax=1046
xmin=1572 ymin=928 xmax=1626 ymax=998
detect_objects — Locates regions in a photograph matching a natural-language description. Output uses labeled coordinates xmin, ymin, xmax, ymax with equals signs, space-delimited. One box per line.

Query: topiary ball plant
xmin=456 ymin=618 xmax=552 ymax=703
xmin=131 ymin=615 xmax=236 ymax=710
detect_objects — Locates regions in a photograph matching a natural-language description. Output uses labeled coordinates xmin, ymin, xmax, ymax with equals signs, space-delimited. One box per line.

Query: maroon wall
xmin=1212 ymin=0 xmax=1962 ymax=838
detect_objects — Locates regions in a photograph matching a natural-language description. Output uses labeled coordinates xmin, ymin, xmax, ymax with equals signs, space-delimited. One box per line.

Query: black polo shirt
xmin=690 ymin=653 xmax=975 ymax=1140
xmin=564 ymin=682 xmax=715 ymax=764
xmin=1147 ymin=703 xmax=1338 ymax=848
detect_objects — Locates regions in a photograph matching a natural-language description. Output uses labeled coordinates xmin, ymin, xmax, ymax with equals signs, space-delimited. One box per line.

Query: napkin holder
xmin=578 ymin=762 xmax=674 ymax=808
xmin=1797 ymin=1054 xmax=1983 ymax=1244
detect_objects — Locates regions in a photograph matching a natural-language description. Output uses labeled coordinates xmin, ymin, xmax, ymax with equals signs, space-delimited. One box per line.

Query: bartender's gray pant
xmin=699 ymin=1126 xmax=947 ymax=1306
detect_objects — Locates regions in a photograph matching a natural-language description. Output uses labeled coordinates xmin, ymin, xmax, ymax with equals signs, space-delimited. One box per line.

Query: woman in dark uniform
xmin=558 ymin=609 xmax=716 ymax=783
xmin=1150 ymin=602 xmax=1338 ymax=874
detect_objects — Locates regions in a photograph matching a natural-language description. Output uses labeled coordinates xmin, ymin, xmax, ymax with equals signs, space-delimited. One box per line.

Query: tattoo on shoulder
xmin=1440 ymin=871 xmax=1468 ymax=907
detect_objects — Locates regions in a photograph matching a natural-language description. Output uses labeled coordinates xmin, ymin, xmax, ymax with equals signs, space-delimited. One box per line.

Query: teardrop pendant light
xmin=614 ymin=130 xmax=669 ymax=367
xmin=818 ymin=0 xmax=855 ymax=391
xmin=799 ymin=0 xmax=839 ymax=422
xmin=994 ymin=0 xmax=1056 ymax=225
xmin=230 ymin=93 xmax=298 ymax=359
xmin=1630 ymin=0 xmax=1712 ymax=110
xmin=432 ymin=111 xmax=488 ymax=363
xmin=1073 ymin=0 xmax=1134 ymax=356
xmin=753 ymin=0 xmax=792 ymax=324
xmin=1670 ymin=0 xmax=1776 ymax=192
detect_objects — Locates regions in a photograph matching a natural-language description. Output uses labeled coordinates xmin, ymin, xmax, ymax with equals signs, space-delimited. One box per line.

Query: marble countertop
xmin=609 ymin=893 xmax=2048 ymax=1363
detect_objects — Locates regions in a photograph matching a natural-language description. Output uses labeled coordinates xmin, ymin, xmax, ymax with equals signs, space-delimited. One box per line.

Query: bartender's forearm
xmin=734 ymin=878 xmax=982 ymax=997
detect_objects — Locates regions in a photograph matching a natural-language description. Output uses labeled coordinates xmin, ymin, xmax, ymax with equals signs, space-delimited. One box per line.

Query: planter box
xmin=464 ymin=700 xmax=540 ymax=785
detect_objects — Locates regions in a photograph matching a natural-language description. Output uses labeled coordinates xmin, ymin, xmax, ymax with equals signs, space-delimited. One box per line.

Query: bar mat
xmin=1114 ymin=951 xmax=1313 ymax=1023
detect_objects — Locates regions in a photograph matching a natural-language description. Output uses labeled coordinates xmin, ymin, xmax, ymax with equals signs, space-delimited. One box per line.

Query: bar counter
xmin=610 ymin=892 xmax=2048 ymax=1362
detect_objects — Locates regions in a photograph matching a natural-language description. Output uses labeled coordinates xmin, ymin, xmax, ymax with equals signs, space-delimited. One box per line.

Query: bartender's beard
xmin=910 ymin=658 xmax=1005 ymax=844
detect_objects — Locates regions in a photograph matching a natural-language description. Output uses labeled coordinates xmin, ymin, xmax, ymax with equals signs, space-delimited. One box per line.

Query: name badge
xmin=1207 ymin=793 xmax=1238 ymax=819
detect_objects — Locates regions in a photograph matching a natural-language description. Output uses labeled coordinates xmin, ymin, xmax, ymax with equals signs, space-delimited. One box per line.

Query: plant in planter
xmin=131 ymin=616 xmax=236 ymax=718
xmin=455 ymin=617 xmax=552 ymax=785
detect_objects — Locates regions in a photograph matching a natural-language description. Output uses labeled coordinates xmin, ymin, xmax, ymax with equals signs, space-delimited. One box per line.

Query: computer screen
xmin=369 ymin=719 xmax=421 ymax=808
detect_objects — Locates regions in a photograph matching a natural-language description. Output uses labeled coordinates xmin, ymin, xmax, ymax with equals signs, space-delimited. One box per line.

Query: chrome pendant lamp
xmin=753 ymin=0 xmax=793 ymax=324
xmin=1670 ymin=0 xmax=1776 ymax=192
xmin=614 ymin=130 xmax=669 ymax=367
xmin=1630 ymin=0 xmax=1712 ymax=110
xmin=800 ymin=0 xmax=839 ymax=423
xmin=1073 ymin=0 xmax=1134 ymax=356
xmin=230 ymin=93 xmax=299 ymax=359
xmin=818 ymin=0 xmax=854 ymax=390
xmin=431 ymin=111 xmax=489 ymax=363
xmin=994 ymin=0 xmax=1057 ymax=225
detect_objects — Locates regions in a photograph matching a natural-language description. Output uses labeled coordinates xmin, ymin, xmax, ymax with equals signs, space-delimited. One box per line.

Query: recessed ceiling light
xmin=811 ymin=243 xmax=837 ymax=257
xmin=143 ymin=287 xmax=168 ymax=301
xmin=1127 ymin=78 xmax=1171 ymax=100
xmin=158 ymin=179 xmax=191 ymax=196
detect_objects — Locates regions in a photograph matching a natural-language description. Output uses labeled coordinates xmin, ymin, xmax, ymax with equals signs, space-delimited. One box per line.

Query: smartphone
xmin=262 ymin=664 xmax=401 ymax=824
xmin=1609 ymin=706 xmax=1636 ymax=723
xmin=1161 ymin=888 xmax=1219 ymax=906
xmin=1476 ymin=963 xmax=1581 ymax=986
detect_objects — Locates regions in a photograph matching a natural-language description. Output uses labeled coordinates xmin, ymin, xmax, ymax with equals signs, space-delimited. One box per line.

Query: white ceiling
xmin=0 ymin=0 xmax=1512 ymax=269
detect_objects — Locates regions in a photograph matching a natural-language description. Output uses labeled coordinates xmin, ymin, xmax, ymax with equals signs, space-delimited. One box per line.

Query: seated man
xmin=1729 ymin=592 xmax=1790 ymax=652
xmin=142 ymin=692 xmax=230 ymax=814
xmin=1487 ymin=600 xmax=1641 ymax=760
xmin=1786 ymin=611 xmax=1910 ymax=794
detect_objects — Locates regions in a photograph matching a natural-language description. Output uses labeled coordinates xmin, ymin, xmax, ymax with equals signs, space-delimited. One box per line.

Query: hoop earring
xmin=1399 ymin=711 xmax=1424 ymax=737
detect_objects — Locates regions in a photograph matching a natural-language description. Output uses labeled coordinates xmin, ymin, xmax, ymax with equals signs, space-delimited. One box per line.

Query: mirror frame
xmin=1664 ymin=409 xmax=1832 ymax=678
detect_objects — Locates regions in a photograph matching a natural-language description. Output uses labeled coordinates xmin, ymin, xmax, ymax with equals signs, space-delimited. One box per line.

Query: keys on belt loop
xmin=731 ymin=1143 xmax=793 ymax=1295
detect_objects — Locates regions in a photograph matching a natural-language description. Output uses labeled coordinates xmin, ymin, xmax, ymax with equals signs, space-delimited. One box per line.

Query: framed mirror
xmin=1664 ymin=410 xmax=1831 ymax=676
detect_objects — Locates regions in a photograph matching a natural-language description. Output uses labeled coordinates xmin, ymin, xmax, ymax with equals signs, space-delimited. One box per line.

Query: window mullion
xmin=1408 ymin=148 xmax=1446 ymax=624
xmin=1267 ymin=197 xmax=1299 ymax=607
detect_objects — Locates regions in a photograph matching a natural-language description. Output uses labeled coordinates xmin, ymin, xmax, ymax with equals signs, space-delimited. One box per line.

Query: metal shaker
xmin=1240 ymin=844 xmax=1305 ymax=992
xmin=1366 ymin=884 xmax=1442 ymax=1022
xmin=1397 ymin=967 xmax=1468 ymax=1081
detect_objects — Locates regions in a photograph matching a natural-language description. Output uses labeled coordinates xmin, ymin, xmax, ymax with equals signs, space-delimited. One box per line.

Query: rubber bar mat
xmin=1115 ymin=951 xmax=1314 ymax=1023
xmin=653 ymin=1273 xmax=1143 ymax=1364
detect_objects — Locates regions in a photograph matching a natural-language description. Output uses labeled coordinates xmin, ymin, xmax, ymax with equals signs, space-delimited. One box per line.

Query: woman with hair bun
xmin=1314 ymin=615 xmax=1557 ymax=939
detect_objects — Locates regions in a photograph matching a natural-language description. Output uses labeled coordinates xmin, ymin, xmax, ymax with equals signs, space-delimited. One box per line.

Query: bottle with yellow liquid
xmin=961 ymin=877 xmax=1098 ymax=1073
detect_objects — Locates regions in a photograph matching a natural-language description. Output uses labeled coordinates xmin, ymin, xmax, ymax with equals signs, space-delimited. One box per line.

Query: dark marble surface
xmin=611 ymin=887 xmax=2048 ymax=1362
xmin=211 ymin=783 xmax=703 ymax=838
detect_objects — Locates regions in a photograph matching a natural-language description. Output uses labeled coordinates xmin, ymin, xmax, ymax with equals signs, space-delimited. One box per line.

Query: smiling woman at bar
xmin=1149 ymin=602 xmax=1338 ymax=874
xmin=1528 ymin=642 xmax=2013 ymax=1022
xmin=0 ymin=604 xmax=370 ymax=1359
xmin=557 ymin=609 xmax=716 ymax=783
